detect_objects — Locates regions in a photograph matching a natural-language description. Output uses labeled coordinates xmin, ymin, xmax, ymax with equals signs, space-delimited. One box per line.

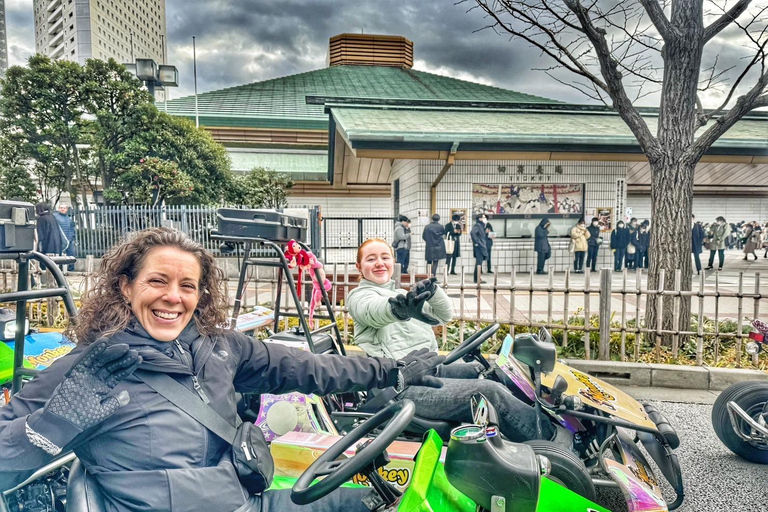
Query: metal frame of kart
xmin=0 ymin=251 xmax=77 ymax=512
xmin=211 ymin=232 xmax=345 ymax=355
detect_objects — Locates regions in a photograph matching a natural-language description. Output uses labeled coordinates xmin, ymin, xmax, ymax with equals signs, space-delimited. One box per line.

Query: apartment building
xmin=33 ymin=0 xmax=166 ymax=65
xmin=0 ymin=0 xmax=8 ymax=73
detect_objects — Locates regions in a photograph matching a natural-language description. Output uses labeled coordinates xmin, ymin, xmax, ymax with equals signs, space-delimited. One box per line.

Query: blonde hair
xmin=356 ymin=238 xmax=394 ymax=264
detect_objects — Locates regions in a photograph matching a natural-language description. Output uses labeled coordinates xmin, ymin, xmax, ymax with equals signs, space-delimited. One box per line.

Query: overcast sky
xmin=5 ymin=0 xmax=767 ymax=108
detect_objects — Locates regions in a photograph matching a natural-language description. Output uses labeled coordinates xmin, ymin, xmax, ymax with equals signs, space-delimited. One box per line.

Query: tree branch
xmin=637 ymin=0 xmax=671 ymax=40
xmin=690 ymin=68 xmax=768 ymax=161
xmin=563 ymin=0 xmax=660 ymax=158
xmin=703 ymin=0 xmax=753 ymax=43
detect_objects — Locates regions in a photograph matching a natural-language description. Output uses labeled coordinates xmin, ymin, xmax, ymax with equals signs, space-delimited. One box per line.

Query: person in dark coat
xmin=53 ymin=203 xmax=77 ymax=271
xmin=35 ymin=202 xmax=63 ymax=284
xmin=586 ymin=217 xmax=601 ymax=272
xmin=534 ymin=218 xmax=551 ymax=275
xmin=470 ymin=214 xmax=489 ymax=283
xmin=0 ymin=227 xmax=442 ymax=512
xmin=635 ymin=221 xmax=650 ymax=269
xmin=484 ymin=219 xmax=496 ymax=273
xmin=422 ymin=213 xmax=447 ymax=277
xmin=626 ymin=218 xmax=639 ymax=269
xmin=610 ymin=220 xmax=630 ymax=271
xmin=691 ymin=215 xmax=706 ymax=275
xmin=444 ymin=214 xmax=462 ymax=275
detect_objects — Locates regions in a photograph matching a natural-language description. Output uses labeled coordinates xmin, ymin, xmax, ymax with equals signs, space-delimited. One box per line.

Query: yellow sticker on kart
xmin=540 ymin=363 xmax=655 ymax=430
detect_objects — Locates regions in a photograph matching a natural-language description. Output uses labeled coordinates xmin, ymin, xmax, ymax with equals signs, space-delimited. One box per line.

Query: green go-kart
xmin=286 ymin=398 xmax=611 ymax=512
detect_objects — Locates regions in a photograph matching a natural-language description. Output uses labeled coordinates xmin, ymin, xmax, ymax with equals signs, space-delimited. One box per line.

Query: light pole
xmin=122 ymin=58 xmax=178 ymax=103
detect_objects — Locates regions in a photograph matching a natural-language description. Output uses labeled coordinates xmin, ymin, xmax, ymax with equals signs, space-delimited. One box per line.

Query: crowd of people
xmin=393 ymin=213 xmax=768 ymax=277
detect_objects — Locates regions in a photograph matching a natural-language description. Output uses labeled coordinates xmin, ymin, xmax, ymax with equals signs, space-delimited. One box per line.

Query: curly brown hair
xmin=67 ymin=227 xmax=228 ymax=344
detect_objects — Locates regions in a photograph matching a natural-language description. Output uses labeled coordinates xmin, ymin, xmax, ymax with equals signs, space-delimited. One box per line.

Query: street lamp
xmin=123 ymin=58 xmax=178 ymax=102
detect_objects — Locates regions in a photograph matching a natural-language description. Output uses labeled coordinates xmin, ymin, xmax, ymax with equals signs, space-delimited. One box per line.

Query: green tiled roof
xmin=332 ymin=107 xmax=768 ymax=152
xmin=227 ymin=149 xmax=327 ymax=181
xmin=158 ymin=66 xmax=559 ymax=130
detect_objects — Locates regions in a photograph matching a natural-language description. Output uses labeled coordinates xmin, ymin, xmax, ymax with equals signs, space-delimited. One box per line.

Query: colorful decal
xmin=1 ymin=332 xmax=76 ymax=384
xmin=570 ymin=369 xmax=617 ymax=411
xmin=271 ymin=431 xmax=435 ymax=493
xmin=496 ymin=336 xmax=537 ymax=401
xmin=603 ymin=427 xmax=668 ymax=512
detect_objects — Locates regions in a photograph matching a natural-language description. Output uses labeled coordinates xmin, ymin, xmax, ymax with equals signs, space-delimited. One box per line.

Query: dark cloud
xmin=5 ymin=0 xmax=768 ymax=109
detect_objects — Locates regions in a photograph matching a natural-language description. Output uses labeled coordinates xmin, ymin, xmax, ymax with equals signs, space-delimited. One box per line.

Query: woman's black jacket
xmin=0 ymin=321 xmax=397 ymax=512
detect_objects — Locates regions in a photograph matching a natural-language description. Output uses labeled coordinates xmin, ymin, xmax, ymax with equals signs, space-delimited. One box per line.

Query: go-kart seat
xmin=66 ymin=459 xmax=107 ymax=512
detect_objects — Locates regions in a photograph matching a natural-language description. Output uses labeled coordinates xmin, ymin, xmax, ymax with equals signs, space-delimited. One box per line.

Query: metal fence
xmin=0 ymin=263 xmax=765 ymax=368
xmin=72 ymin=205 xmax=220 ymax=256
xmin=320 ymin=216 xmax=396 ymax=263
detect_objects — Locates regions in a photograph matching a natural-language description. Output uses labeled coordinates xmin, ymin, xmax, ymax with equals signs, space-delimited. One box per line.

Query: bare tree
xmin=467 ymin=0 xmax=768 ymax=347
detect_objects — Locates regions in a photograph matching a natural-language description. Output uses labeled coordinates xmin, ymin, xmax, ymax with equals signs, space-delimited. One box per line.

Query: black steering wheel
xmin=291 ymin=400 xmax=416 ymax=505
xmin=443 ymin=323 xmax=500 ymax=366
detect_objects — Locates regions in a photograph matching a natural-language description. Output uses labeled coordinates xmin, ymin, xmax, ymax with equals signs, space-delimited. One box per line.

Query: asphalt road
xmin=594 ymin=389 xmax=766 ymax=512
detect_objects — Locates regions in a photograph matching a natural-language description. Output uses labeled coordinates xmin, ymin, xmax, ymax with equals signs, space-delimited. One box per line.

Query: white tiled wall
xmin=393 ymin=159 xmax=627 ymax=272
xmin=287 ymin=195 xmax=391 ymax=216
xmin=627 ymin=195 xmax=768 ymax=224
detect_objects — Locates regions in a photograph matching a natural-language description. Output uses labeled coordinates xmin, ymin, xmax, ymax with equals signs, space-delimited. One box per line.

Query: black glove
xmin=389 ymin=290 xmax=440 ymax=325
xmin=389 ymin=348 xmax=445 ymax=391
xmin=411 ymin=277 xmax=438 ymax=301
xmin=25 ymin=340 xmax=141 ymax=455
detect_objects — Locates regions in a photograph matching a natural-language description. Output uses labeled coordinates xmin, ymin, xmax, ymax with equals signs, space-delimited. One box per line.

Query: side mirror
xmin=549 ymin=375 xmax=568 ymax=406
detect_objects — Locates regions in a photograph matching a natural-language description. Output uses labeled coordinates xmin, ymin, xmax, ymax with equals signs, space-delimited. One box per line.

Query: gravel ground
xmin=594 ymin=400 xmax=766 ymax=512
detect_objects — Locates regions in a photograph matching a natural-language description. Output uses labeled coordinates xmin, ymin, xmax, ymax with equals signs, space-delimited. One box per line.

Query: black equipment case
xmin=267 ymin=327 xmax=336 ymax=355
xmin=217 ymin=208 xmax=307 ymax=243
xmin=0 ymin=201 xmax=36 ymax=253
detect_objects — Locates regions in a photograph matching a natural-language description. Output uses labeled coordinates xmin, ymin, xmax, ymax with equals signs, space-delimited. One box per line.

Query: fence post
xmin=357 ymin=218 xmax=364 ymax=247
xmin=598 ymin=268 xmax=612 ymax=360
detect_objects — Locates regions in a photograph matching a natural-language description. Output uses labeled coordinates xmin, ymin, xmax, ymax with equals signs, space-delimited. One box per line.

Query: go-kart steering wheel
xmin=443 ymin=323 xmax=500 ymax=366
xmin=291 ymin=400 xmax=416 ymax=505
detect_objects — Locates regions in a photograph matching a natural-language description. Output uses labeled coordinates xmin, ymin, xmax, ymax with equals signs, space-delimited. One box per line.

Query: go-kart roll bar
xmin=210 ymin=233 xmax=345 ymax=356
xmin=0 ymin=251 xmax=77 ymax=395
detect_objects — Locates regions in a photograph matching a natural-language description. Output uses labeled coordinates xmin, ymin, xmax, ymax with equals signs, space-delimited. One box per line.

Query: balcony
xmin=49 ymin=30 xmax=64 ymax=48
xmin=49 ymin=42 xmax=65 ymax=59
xmin=47 ymin=0 xmax=62 ymax=13
xmin=48 ymin=17 xmax=63 ymax=36
xmin=47 ymin=4 xmax=63 ymax=24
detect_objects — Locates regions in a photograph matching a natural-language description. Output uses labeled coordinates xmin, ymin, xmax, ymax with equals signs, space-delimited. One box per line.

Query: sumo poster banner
xmin=472 ymin=183 xmax=584 ymax=215
xmin=597 ymin=207 xmax=613 ymax=232
xmin=449 ymin=208 xmax=468 ymax=233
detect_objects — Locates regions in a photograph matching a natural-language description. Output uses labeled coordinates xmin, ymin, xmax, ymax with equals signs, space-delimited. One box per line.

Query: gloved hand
xmin=388 ymin=290 xmax=440 ymax=325
xmin=25 ymin=340 xmax=141 ymax=455
xmin=411 ymin=277 xmax=438 ymax=301
xmin=389 ymin=348 xmax=445 ymax=391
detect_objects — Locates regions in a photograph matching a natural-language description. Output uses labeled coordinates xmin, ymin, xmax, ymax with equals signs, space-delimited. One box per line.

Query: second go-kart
xmin=333 ymin=324 xmax=685 ymax=512
xmin=290 ymin=398 xmax=612 ymax=512
xmin=711 ymin=319 xmax=768 ymax=464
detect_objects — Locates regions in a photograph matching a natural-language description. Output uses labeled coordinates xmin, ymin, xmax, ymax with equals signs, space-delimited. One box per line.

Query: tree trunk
xmin=645 ymin=158 xmax=695 ymax=351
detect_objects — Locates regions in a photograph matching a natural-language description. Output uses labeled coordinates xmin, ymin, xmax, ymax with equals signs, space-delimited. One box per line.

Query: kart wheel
xmin=712 ymin=380 xmax=768 ymax=464
xmin=524 ymin=440 xmax=596 ymax=501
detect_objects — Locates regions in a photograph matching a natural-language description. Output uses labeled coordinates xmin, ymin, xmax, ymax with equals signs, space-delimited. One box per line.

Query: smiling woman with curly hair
xmin=67 ymin=227 xmax=228 ymax=345
xmin=1 ymin=227 xmax=444 ymax=512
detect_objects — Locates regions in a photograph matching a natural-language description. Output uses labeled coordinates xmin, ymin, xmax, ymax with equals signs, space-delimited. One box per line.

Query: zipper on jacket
xmin=174 ymin=339 xmax=210 ymax=404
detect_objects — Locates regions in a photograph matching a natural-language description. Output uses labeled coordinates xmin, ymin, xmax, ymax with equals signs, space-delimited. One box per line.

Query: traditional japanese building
xmin=159 ymin=33 xmax=768 ymax=270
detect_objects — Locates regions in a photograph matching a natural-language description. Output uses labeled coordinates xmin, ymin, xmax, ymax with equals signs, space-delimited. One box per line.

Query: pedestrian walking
xmin=534 ymin=218 xmax=551 ymax=275
xmin=470 ymin=214 xmax=489 ymax=283
xmin=610 ymin=221 xmax=630 ymax=271
xmin=53 ymin=203 xmax=77 ymax=271
xmin=626 ymin=218 xmax=639 ymax=269
xmin=705 ymin=216 xmax=728 ymax=270
xmin=485 ymin=219 xmax=496 ymax=274
xmin=422 ymin=213 xmax=447 ymax=277
xmin=392 ymin=215 xmax=412 ymax=273
xmin=691 ymin=215 xmax=706 ymax=275
xmin=762 ymin=223 xmax=768 ymax=258
xmin=444 ymin=214 xmax=462 ymax=275
xmin=635 ymin=221 xmax=650 ymax=269
xmin=743 ymin=222 xmax=761 ymax=261
xmin=586 ymin=217 xmax=601 ymax=272
xmin=570 ymin=219 xmax=589 ymax=273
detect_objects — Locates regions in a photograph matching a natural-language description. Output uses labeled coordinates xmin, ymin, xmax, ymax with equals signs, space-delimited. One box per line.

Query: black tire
xmin=525 ymin=440 xmax=597 ymax=501
xmin=712 ymin=380 xmax=768 ymax=464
